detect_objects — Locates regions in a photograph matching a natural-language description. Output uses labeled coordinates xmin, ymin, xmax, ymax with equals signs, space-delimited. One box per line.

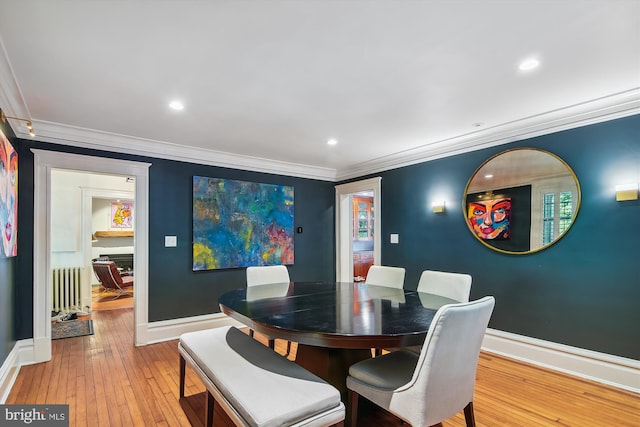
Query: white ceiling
xmin=0 ymin=0 xmax=639 ymax=181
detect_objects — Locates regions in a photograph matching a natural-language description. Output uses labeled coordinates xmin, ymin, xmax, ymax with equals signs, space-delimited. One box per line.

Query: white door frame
xmin=335 ymin=177 xmax=381 ymax=282
xmin=32 ymin=149 xmax=150 ymax=363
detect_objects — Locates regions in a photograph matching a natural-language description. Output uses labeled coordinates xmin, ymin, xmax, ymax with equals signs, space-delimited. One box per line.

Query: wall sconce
xmin=0 ymin=109 xmax=36 ymax=137
xmin=616 ymin=183 xmax=639 ymax=201
xmin=432 ymin=201 xmax=446 ymax=213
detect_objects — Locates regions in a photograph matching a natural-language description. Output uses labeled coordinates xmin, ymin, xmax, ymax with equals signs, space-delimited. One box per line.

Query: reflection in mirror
xmin=464 ymin=148 xmax=580 ymax=254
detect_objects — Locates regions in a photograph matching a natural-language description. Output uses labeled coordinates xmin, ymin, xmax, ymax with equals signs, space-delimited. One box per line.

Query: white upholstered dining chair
xmin=364 ymin=265 xmax=406 ymax=289
xmin=417 ymin=269 xmax=472 ymax=303
xmin=394 ymin=269 xmax=473 ymax=354
xmin=365 ymin=265 xmax=406 ymax=355
xmin=246 ymin=265 xmax=290 ymax=287
xmin=245 ymin=265 xmax=292 ymax=355
xmin=347 ymin=296 xmax=495 ymax=427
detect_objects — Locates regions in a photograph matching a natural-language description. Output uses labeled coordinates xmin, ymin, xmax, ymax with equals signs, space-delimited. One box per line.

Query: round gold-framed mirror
xmin=463 ymin=148 xmax=581 ymax=254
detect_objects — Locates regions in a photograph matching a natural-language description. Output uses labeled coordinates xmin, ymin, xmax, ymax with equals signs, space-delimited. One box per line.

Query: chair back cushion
xmin=365 ymin=265 xmax=406 ymax=289
xmin=246 ymin=265 xmax=290 ymax=287
xmin=417 ymin=270 xmax=472 ymax=302
xmin=410 ymin=296 xmax=495 ymax=424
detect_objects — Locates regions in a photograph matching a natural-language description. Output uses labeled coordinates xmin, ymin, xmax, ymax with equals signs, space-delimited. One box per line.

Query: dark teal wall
xmin=0 ymin=245 xmax=16 ymax=365
xmin=147 ymin=158 xmax=336 ymax=321
xmin=12 ymin=141 xmax=335 ymax=340
xmin=370 ymin=115 xmax=640 ymax=359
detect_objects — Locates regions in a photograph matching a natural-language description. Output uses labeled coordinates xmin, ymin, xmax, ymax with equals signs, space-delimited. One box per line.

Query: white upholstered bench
xmin=179 ymin=326 xmax=345 ymax=427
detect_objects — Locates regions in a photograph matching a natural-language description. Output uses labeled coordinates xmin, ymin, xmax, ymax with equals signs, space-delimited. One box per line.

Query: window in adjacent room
xmin=542 ymin=191 xmax=573 ymax=246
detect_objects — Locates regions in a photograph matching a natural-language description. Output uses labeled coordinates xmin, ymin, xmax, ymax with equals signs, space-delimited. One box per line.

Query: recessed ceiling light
xmin=518 ymin=57 xmax=540 ymax=71
xmin=484 ymin=174 xmax=494 ymax=179
xmin=327 ymin=138 xmax=338 ymax=146
xmin=169 ymin=100 xmax=184 ymax=111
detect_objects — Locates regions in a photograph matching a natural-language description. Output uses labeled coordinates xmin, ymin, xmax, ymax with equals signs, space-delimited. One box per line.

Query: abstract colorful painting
xmin=467 ymin=197 xmax=511 ymax=240
xmin=0 ymin=128 xmax=17 ymax=258
xmin=192 ymin=176 xmax=294 ymax=270
xmin=111 ymin=201 xmax=133 ymax=228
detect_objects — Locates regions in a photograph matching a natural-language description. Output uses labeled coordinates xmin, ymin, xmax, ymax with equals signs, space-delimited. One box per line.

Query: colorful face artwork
xmin=0 ymin=129 xmax=17 ymax=257
xmin=467 ymin=197 xmax=511 ymax=240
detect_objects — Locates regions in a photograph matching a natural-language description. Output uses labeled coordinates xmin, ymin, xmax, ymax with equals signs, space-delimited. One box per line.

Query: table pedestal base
xmin=294 ymin=344 xmax=372 ymax=402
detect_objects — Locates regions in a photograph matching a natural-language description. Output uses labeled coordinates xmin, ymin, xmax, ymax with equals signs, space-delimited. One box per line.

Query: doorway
xmin=335 ymin=177 xmax=381 ymax=282
xmin=86 ymin=188 xmax=135 ymax=312
xmin=32 ymin=150 xmax=150 ymax=363
xmin=352 ymin=191 xmax=375 ymax=282
xmin=51 ymin=169 xmax=135 ymax=313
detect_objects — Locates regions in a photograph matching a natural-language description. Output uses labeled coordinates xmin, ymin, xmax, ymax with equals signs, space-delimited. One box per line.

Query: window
xmin=542 ymin=191 xmax=573 ymax=246
xmin=353 ymin=197 xmax=374 ymax=239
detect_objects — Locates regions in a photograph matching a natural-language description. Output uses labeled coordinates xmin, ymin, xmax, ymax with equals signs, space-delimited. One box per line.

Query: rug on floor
xmin=52 ymin=319 xmax=94 ymax=340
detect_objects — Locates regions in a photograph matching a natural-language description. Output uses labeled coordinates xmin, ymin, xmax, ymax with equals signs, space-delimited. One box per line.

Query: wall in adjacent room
xmin=355 ymin=114 xmax=639 ymax=360
xmin=91 ymin=197 xmax=135 ymax=266
xmin=50 ymin=169 xmax=135 ymax=269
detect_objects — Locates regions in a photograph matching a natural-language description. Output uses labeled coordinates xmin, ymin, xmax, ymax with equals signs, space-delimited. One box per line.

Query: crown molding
xmin=336 ymin=88 xmax=640 ymax=181
xmin=27 ymin=121 xmax=339 ymax=181
xmin=14 ymin=89 xmax=640 ymax=183
xmin=28 ymin=89 xmax=639 ymax=183
xmin=0 ymin=37 xmax=31 ymax=121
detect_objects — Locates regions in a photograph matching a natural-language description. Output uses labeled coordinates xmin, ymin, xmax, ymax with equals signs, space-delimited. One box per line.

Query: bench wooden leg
xmin=205 ymin=391 xmax=215 ymax=427
xmin=179 ymin=354 xmax=186 ymax=398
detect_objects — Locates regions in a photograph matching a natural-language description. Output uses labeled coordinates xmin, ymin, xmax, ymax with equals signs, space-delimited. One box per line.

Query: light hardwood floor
xmin=7 ymin=302 xmax=639 ymax=426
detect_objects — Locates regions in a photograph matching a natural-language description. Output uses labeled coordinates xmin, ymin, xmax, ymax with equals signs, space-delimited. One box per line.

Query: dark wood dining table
xmin=218 ymin=281 xmax=457 ymax=401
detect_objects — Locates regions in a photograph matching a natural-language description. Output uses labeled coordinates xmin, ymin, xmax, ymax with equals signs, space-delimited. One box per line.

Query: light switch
xmin=390 ymin=234 xmax=399 ymax=244
xmin=165 ymin=235 xmax=177 ymax=247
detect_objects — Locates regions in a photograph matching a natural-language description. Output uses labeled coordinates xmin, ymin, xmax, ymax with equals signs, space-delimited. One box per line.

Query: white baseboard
xmin=0 ymin=339 xmax=37 ymax=403
xmin=143 ymin=312 xmax=245 ymax=345
xmin=0 ymin=345 xmax=19 ymax=403
xmin=483 ymin=328 xmax=640 ymax=393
